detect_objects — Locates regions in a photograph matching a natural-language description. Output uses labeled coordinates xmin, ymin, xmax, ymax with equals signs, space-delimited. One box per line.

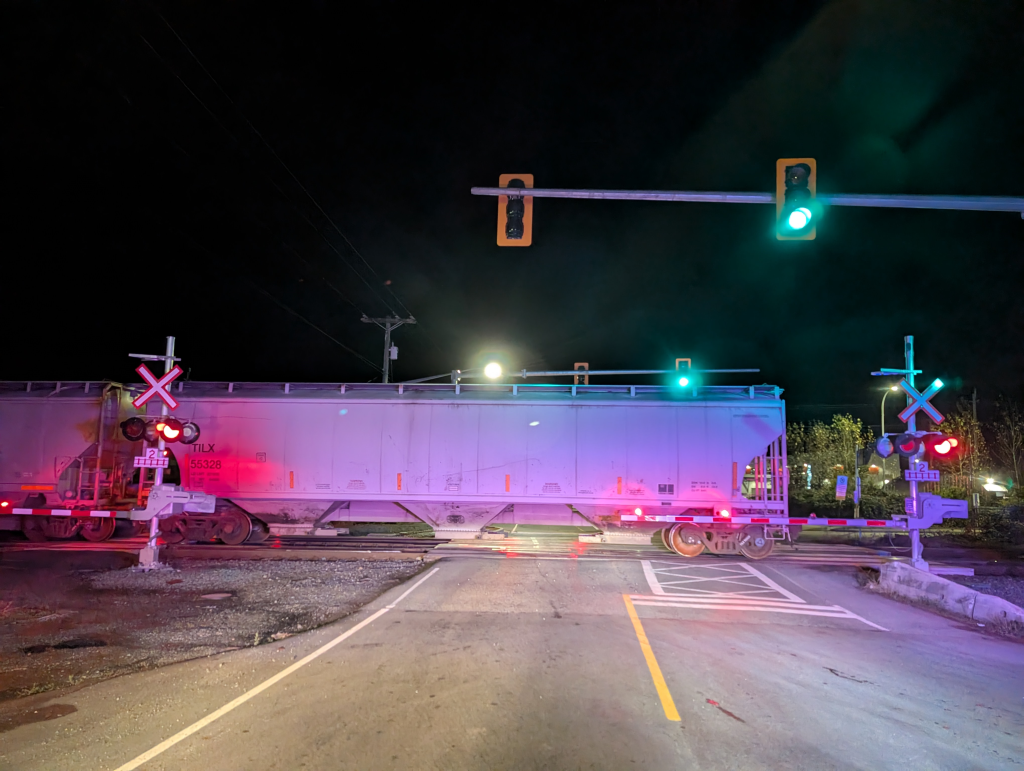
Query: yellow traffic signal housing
xmin=776 ymin=158 xmax=816 ymax=241
xmin=497 ymin=173 xmax=533 ymax=246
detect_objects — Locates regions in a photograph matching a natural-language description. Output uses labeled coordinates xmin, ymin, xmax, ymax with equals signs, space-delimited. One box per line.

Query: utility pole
xmin=361 ymin=315 xmax=416 ymax=384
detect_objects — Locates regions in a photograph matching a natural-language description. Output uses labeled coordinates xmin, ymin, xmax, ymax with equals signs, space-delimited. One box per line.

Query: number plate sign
xmin=905 ymin=469 xmax=940 ymax=482
xmin=134 ymin=447 xmax=169 ymax=468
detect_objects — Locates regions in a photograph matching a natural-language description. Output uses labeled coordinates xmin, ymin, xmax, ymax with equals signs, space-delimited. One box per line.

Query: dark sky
xmin=6 ymin=1 xmax=1023 ymax=429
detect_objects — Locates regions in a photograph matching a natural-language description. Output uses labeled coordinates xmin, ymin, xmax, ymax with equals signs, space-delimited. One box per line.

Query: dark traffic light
xmin=776 ymin=158 xmax=817 ymax=240
xmin=497 ymin=173 xmax=533 ymax=246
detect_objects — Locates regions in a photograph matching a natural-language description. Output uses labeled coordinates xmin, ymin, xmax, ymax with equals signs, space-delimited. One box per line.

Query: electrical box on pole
xmin=497 ymin=174 xmax=533 ymax=246
xmin=775 ymin=158 xmax=817 ymax=240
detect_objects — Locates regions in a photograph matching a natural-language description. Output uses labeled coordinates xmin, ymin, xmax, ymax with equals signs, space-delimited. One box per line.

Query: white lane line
xmin=641 ymin=560 xmax=666 ymax=595
xmin=112 ymin=567 xmax=441 ymax=771
xmin=738 ymin=562 xmax=805 ymax=603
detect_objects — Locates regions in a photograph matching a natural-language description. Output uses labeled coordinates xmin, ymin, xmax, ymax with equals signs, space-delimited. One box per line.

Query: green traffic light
xmin=678 ymin=377 xmax=689 ymax=387
xmin=787 ymin=207 xmax=812 ymax=230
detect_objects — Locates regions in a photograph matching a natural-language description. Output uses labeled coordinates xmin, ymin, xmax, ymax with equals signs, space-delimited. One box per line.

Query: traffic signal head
xmin=776 ymin=158 xmax=817 ymax=240
xmin=120 ymin=417 xmax=147 ymax=442
xmin=497 ymin=173 xmax=533 ymax=246
xmin=875 ymin=436 xmax=894 ymax=458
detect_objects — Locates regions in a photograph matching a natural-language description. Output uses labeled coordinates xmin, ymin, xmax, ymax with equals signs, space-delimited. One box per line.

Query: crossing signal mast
xmin=871 ymin=336 xmax=968 ymax=570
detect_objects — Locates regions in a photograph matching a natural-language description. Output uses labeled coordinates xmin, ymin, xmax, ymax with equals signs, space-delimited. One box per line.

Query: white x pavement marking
xmin=132 ymin=364 xmax=182 ymax=410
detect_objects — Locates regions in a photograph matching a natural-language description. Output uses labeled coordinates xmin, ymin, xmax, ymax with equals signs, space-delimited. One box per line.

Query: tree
xmin=991 ymin=397 xmax=1024 ymax=490
xmin=930 ymin=398 xmax=988 ymax=481
xmin=787 ymin=414 xmax=873 ymax=492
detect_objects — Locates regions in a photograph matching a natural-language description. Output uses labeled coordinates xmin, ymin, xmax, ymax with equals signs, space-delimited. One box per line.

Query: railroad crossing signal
xmin=120 ymin=416 xmax=201 ymax=445
xmin=133 ymin=364 xmax=182 ymax=410
xmin=897 ymin=377 xmax=945 ymax=424
xmin=497 ymin=173 xmax=533 ymax=246
xmin=776 ymin=158 xmax=817 ymax=240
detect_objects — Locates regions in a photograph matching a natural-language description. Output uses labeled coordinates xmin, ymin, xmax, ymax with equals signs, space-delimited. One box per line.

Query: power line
xmin=137 ymin=30 xmax=402 ymax=316
xmin=155 ymin=14 xmax=415 ymax=318
xmin=182 ymin=236 xmax=381 ymax=372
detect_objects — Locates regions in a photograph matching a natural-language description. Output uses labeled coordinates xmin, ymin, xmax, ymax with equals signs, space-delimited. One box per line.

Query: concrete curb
xmin=879 ymin=561 xmax=1024 ymax=627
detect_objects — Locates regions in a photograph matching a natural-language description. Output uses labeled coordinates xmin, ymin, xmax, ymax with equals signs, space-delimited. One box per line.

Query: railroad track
xmin=0 ymin=534 xmax=449 ymax=556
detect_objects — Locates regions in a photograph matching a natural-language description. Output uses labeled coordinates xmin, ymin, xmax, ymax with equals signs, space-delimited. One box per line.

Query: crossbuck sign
xmin=897 ymin=377 xmax=944 ymax=424
xmin=132 ymin=364 xmax=182 ymax=410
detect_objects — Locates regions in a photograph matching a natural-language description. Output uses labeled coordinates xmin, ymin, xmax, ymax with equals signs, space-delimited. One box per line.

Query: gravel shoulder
xmin=948 ymin=574 xmax=1024 ymax=609
xmin=0 ymin=552 xmax=427 ymax=722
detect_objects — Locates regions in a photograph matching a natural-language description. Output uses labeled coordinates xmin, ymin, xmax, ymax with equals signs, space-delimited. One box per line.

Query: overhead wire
xmin=182 ymin=235 xmax=382 ymax=372
xmin=155 ymin=12 xmax=419 ymax=320
xmin=137 ymin=30 xmax=402 ymax=317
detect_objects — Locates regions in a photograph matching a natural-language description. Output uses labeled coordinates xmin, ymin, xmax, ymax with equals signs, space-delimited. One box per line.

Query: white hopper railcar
xmin=0 ymin=379 xmax=790 ymax=556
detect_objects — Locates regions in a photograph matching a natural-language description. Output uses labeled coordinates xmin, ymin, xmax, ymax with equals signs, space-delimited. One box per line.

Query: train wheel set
xmin=660 ymin=523 xmax=783 ymax=559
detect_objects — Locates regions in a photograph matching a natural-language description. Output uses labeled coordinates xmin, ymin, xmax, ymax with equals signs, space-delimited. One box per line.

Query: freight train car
xmin=0 ymin=379 xmax=790 ymax=556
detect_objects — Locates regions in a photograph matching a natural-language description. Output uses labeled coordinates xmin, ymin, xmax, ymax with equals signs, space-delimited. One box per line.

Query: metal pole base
xmin=134 ymin=515 xmax=170 ymax=571
xmin=135 ymin=544 xmax=169 ymax=572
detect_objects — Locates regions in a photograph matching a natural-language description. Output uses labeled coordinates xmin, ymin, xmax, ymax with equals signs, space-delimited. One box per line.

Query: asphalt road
xmin=2 ymin=548 xmax=1022 ymax=770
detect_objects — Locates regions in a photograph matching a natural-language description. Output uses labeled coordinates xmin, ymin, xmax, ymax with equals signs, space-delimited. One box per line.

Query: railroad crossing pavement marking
xmin=641 ymin=560 xmax=804 ymax=602
xmin=111 ymin=567 xmax=440 ymax=771
xmin=623 ymin=594 xmax=681 ymax=722
xmin=636 ymin=560 xmax=888 ymax=631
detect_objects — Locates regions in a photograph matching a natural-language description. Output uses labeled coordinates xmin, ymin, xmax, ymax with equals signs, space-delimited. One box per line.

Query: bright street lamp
xmin=880 ymin=385 xmax=899 ymax=483
xmin=483 ymin=362 xmax=503 ymax=379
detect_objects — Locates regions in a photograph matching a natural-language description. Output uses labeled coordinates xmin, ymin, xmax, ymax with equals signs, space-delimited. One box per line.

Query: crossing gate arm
xmin=620 ymin=514 xmax=906 ymax=528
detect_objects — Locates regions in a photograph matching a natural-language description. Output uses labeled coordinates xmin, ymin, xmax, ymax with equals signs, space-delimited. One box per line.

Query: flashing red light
xmin=949 ymin=438 xmax=959 ymax=448
xmin=0 ymin=501 xmax=8 ymax=508
xmin=633 ymin=507 xmax=643 ymax=516
xmin=719 ymin=509 xmax=731 ymax=518
xmin=158 ymin=418 xmax=184 ymax=443
xmin=934 ymin=440 xmax=953 ymax=455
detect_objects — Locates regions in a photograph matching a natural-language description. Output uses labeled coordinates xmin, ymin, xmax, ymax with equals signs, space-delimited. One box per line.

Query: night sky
xmin=7 ymin=1 xmax=1024 ymax=430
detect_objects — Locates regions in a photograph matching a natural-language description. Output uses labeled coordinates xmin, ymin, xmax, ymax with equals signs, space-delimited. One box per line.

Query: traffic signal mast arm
xmin=471 ymin=187 xmax=1024 ymax=215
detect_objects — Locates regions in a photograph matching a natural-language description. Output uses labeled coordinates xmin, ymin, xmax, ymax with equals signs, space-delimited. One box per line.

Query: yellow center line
xmin=623 ymin=593 xmax=681 ymax=721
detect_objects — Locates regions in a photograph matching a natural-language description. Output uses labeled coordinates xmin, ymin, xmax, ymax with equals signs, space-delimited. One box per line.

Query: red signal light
xmin=934 ymin=440 xmax=953 ymax=455
xmin=158 ymin=418 xmax=184 ymax=443
xmin=0 ymin=501 xmax=8 ymax=508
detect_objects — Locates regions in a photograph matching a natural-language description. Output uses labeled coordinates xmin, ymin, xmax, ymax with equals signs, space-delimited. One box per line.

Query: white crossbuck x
xmin=897 ymin=377 xmax=944 ymax=424
xmin=132 ymin=364 xmax=182 ymax=410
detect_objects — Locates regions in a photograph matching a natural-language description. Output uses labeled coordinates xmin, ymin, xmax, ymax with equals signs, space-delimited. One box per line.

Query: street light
xmin=484 ymin=362 xmax=503 ymax=379
xmin=880 ymin=385 xmax=899 ymax=483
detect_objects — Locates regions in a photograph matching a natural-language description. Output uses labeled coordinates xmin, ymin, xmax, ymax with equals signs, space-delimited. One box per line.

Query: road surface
xmin=1 ymin=544 xmax=1021 ymax=770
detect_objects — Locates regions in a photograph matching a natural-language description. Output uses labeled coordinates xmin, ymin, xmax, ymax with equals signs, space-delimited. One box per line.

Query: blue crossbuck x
xmin=897 ymin=378 xmax=945 ymax=424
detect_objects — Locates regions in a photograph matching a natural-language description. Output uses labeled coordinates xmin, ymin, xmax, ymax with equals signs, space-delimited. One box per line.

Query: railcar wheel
xmin=159 ymin=516 xmax=187 ymax=544
xmin=660 ymin=527 xmax=674 ymax=552
xmin=738 ymin=526 xmax=773 ymax=559
xmin=668 ymin=524 xmax=705 ymax=557
xmin=79 ymin=517 xmax=117 ymax=542
xmin=22 ymin=518 xmax=50 ymax=542
xmin=217 ymin=511 xmax=252 ymax=545
xmin=245 ymin=518 xmax=270 ymax=544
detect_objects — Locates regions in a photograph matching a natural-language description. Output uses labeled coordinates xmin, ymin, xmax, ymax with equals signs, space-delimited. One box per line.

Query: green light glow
xmin=933 ymin=378 xmax=943 ymax=388
xmin=788 ymin=207 xmax=812 ymax=229
xmin=678 ymin=377 xmax=689 ymax=387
